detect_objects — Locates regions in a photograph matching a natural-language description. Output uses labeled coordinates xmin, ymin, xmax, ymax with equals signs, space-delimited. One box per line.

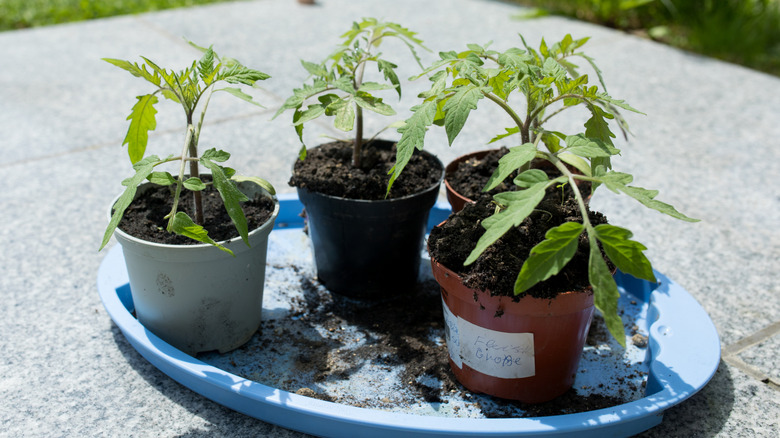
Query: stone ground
xmin=0 ymin=0 xmax=777 ymax=436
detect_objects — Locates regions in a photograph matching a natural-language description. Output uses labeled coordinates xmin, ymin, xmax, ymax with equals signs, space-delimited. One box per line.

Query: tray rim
xmin=97 ymin=193 xmax=721 ymax=437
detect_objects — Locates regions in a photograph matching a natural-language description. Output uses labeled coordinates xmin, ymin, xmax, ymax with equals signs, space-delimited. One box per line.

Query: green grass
xmin=0 ymin=0 xmax=243 ymax=31
xmin=513 ymin=0 xmax=780 ymax=76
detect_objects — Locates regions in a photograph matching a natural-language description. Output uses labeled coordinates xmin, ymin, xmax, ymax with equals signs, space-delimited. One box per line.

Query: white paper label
xmin=442 ymin=299 xmax=535 ymax=379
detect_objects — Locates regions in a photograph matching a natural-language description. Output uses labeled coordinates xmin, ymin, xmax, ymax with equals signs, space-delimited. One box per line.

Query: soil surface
xmin=428 ymin=190 xmax=610 ymax=299
xmin=446 ymin=147 xmax=592 ymax=202
xmin=118 ymin=181 xmax=275 ymax=244
xmin=289 ymin=140 xmax=443 ymax=200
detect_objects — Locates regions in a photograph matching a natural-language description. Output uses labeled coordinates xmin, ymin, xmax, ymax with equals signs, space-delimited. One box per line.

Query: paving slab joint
xmin=721 ymin=320 xmax=780 ymax=390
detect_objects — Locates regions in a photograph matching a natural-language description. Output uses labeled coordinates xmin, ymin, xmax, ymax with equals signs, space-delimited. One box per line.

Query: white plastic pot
xmin=109 ymin=181 xmax=279 ymax=355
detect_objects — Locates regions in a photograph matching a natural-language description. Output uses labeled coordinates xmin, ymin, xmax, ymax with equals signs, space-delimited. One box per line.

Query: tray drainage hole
xmin=655 ymin=325 xmax=672 ymax=336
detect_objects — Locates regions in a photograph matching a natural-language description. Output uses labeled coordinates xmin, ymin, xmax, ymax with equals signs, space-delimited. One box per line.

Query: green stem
xmin=549 ymin=154 xmax=593 ymax=233
xmin=482 ymin=92 xmax=528 ymax=143
xmin=352 ymin=53 xmax=369 ymax=168
xmin=167 ymin=124 xmax=196 ymax=230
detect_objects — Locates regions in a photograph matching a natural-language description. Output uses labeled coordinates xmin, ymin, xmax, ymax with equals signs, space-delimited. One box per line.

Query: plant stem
xmin=549 ymin=154 xmax=593 ymax=232
xmin=352 ymin=55 xmax=368 ymax=168
xmin=482 ymin=92 xmax=528 ymax=142
xmin=167 ymin=124 xmax=196 ymax=231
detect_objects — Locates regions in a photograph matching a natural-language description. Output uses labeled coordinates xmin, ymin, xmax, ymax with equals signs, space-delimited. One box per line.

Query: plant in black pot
xmin=99 ymin=44 xmax=280 ymax=355
xmin=274 ymin=18 xmax=444 ymax=298
xmin=399 ymin=35 xmax=699 ymax=403
xmin=390 ymin=34 xmax=634 ymax=212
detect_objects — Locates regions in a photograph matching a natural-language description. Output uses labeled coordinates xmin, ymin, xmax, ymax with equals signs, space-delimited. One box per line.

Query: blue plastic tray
xmin=97 ymin=194 xmax=720 ymax=437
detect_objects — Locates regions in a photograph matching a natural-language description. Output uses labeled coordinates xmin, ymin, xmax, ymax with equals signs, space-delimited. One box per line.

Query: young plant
xmin=273 ymin=17 xmax=427 ymax=168
xmin=401 ymin=34 xmax=698 ymax=345
xmin=99 ymin=44 xmax=275 ymax=255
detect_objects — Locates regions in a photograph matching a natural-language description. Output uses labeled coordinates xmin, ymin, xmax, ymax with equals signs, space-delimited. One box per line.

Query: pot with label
xmin=430 ymin=256 xmax=595 ymax=403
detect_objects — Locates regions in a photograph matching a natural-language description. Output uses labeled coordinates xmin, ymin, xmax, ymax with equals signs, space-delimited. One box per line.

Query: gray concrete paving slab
xmin=1 ymin=0 xmax=778 ymax=436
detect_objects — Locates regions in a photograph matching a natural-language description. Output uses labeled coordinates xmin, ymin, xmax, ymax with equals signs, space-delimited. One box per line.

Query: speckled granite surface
xmin=0 ymin=0 xmax=778 ymax=436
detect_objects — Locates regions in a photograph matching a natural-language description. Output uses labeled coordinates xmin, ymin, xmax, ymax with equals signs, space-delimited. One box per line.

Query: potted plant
xmin=390 ymin=35 xmax=633 ymax=212
xmin=398 ymin=35 xmax=699 ymax=403
xmin=99 ymin=44 xmax=280 ymax=355
xmin=273 ymin=18 xmax=444 ymax=298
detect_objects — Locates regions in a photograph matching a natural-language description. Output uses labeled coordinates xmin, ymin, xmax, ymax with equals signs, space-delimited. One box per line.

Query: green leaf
xmin=301 ymin=60 xmax=327 ymax=77
xmin=102 ymin=58 xmax=161 ymax=87
xmin=183 ymin=177 xmax=207 ymax=191
xmin=201 ymin=157 xmax=251 ymax=245
xmin=123 ymin=94 xmax=158 ymax=164
xmin=148 ymin=171 xmax=175 ymax=186
xmin=232 ymin=175 xmax=276 ymax=196
xmin=292 ymin=104 xmax=326 ymax=126
xmin=333 ymin=98 xmax=355 ymax=131
xmin=598 ymin=171 xmax=699 ymax=222
xmin=594 ymin=224 xmax=656 ymax=283
xmin=202 ymin=148 xmax=231 ymax=162
xmin=357 ymin=82 xmax=395 ymax=93
xmin=377 ymin=59 xmax=401 ymax=98
xmin=621 ymin=186 xmax=700 ymax=222
xmin=589 ymin=235 xmax=625 ymax=347
xmin=169 ymin=211 xmax=232 ymax=255
xmin=354 ymin=94 xmax=395 ymax=116
xmin=584 ymin=105 xmax=616 ymax=144
xmin=514 ymin=168 xmax=552 ymax=188
xmin=483 ymin=143 xmax=536 ymax=191
xmin=487 ymin=126 xmax=520 ymax=144
xmin=564 ymin=134 xmax=620 ymax=158
xmin=557 ymin=153 xmax=592 ymax=177
xmin=100 ymin=156 xmax=160 ymax=251
xmin=389 ymin=99 xmax=438 ymax=193
xmin=218 ymin=87 xmax=263 ymax=107
xmin=442 ymin=84 xmax=485 ymax=145
xmin=514 ymin=222 xmax=585 ymax=293
xmin=464 ymin=182 xmax=548 ymax=265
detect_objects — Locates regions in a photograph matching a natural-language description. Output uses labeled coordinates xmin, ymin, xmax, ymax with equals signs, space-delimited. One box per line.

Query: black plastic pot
xmin=296 ymin=150 xmax=443 ymax=299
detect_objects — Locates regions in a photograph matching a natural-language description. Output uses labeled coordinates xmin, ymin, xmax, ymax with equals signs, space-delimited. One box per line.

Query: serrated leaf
xmin=594 ymin=224 xmax=656 ymax=283
xmin=148 ymin=171 xmax=175 ymax=186
xmin=301 ymin=60 xmax=327 ymax=77
xmin=377 ymin=59 xmax=401 ymax=98
xmin=103 ymin=58 xmax=161 ymax=87
xmin=183 ymin=177 xmax=207 ymax=191
xmin=589 ymin=235 xmax=625 ymax=347
xmin=514 ymin=168 xmax=551 ymax=188
xmin=218 ymin=87 xmax=263 ymax=107
xmin=621 ymin=186 xmax=699 ymax=222
xmin=442 ymin=84 xmax=485 ymax=145
xmin=100 ymin=156 xmax=160 ymax=251
xmin=487 ymin=126 xmax=520 ymax=144
xmin=358 ymin=82 xmax=395 ymax=93
xmin=202 ymin=148 xmax=231 ymax=162
xmin=484 ymin=143 xmax=536 ymax=191
xmin=584 ymin=104 xmax=616 ymax=144
xmin=293 ymin=104 xmax=326 ymax=126
xmin=354 ymin=94 xmax=395 ymax=116
xmin=169 ymin=211 xmax=232 ymax=255
xmin=388 ymin=99 xmax=437 ymax=194
xmin=232 ymin=175 xmax=276 ymax=196
xmin=334 ymin=98 xmax=355 ymax=131
xmin=123 ymin=94 xmax=158 ymax=164
xmin=464 ymin=182 xmax=548 ymax=265
xmin=564 ymin=134 xmax=620 ymax=158
xmin=201 ymin=158 xmax=250 ymax=245
xmin=514 ymin=222 xmax=585 ymax=293
xmin=557 ymin=153 xmax=592 ymax=177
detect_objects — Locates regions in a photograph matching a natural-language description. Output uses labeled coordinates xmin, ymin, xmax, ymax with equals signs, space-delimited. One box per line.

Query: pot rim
xmin=108 ymin=180 xmax=280 ymax=250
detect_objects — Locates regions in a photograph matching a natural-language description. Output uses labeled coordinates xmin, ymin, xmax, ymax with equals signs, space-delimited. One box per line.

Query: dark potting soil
xmin=447 ymin=147 xmax=592 ymax=202
xmin=428 ymin=189 xmax=610 ymax=299
xmin=288 ymin=140 xmax=442 ymax=200
xmin=118 ymin=182 xmax=275 ymax=244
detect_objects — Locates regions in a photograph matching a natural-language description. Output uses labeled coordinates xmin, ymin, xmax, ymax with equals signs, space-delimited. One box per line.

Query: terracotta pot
xmin=430 ymin=256 xmax=595 ymax=403
xmin=444 ymin=149 xmax=496 ymax=213
xmin=444 ymin=149 xmax=592 ymax=213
